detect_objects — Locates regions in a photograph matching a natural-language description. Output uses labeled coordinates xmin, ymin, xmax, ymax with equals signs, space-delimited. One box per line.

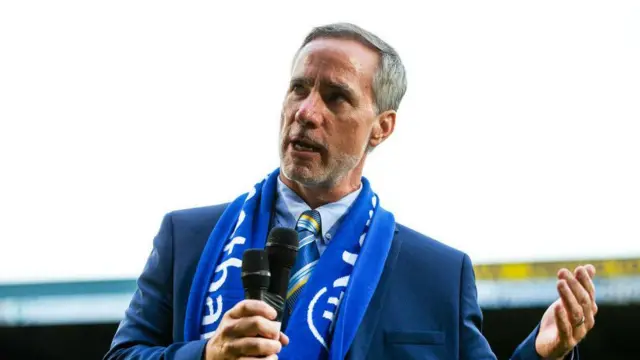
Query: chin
xmin=282 ymin=163 xmax=326 ymax=186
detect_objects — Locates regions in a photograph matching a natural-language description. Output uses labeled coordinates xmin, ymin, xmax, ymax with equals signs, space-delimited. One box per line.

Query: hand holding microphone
xmin=204 ymin=227 xmax=298 ymax=360
xmin=203 ymin=299 xmax=288 ymax=360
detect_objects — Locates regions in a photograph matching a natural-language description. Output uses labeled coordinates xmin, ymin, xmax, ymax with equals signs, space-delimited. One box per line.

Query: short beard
xmin=278 ymin=111 xmax=371 ymax=188
xmin=283 ymin=157 xmax=357 ymax=188
xmin=280 ymin=142 xmax=366 ymax=189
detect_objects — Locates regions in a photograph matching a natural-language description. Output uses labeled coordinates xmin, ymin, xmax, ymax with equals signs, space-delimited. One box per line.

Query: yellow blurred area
xmin=474 ymin=258 xmax=640 ymax=280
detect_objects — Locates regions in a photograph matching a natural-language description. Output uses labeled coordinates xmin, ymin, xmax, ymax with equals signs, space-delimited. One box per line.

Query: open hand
xmin=535 ymin=265 xmax=597 ymax=359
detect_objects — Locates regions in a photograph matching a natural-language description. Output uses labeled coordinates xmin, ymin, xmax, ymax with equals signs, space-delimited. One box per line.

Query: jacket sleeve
xmin=459 ymin=254 xmax=578 ymax=360
xmin=103 ymin=213 xmax=208 ymax=360
xmin=459 ymin=253 xmax=499 ymax=360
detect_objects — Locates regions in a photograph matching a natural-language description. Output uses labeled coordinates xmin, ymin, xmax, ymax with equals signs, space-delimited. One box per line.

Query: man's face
xmin=279 ymin=38 xmax=380 ymax=187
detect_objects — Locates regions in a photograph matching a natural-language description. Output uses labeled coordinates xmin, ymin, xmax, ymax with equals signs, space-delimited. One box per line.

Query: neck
xmin=280 ymin=170 xmax=362 ymax=209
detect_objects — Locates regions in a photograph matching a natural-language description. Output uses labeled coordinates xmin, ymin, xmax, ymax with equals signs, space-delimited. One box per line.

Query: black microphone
xmin=241 ymin=249 xmax=270 ymax=301
xmin=264 ymin=227 xmax=299 ymax=322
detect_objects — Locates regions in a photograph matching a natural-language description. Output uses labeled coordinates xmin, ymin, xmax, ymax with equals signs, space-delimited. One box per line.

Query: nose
xmin=294 ymin=91 xmax=323 ymax=128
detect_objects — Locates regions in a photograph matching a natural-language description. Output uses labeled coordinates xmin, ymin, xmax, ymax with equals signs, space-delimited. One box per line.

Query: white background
xmin=1 ymin=1 xmax=639 ymax=284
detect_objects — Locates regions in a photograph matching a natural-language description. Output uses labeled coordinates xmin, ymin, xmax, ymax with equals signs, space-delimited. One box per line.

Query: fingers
xmin=554 ymin=300 xmax=573 ymax=342
xmin=227 ymin=300 xmax=277 ymax=320
xmin=578 ymin=264 xmax=598 ymax=313
xmin=556 ymin=272 xmax=585 ymax=328
xmin=226 ymin=316 xmax=281 ymax=340
xmin=207 ymin=301 xmax=286 ymax=360
xmin=239 ymin=355 xmax=278 ymax=360
xmin=558 ymin=266 xmax=597 ymax=340
xmin=574 ymin=266 xmax=596 ymax=303
xmin=562 ymin=267 xmax=596 ymax=331
xmin=575 ymin=266 xmax=598 ymax=319
xmin=279 ymin=332 xmax=290 ymax=346
xmin=226 ymin=337 xmax=282 ymax=357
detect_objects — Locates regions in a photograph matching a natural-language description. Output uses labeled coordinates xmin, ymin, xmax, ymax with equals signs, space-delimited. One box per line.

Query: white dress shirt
xmin=271 ymin=177 xmax=362 ymax=255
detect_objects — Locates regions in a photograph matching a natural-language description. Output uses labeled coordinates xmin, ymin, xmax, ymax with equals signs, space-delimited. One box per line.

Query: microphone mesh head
xmin=242 ymin=249 xmax=270 ymax=274
xmin=266 ymin=227 xmax=298 ymax=269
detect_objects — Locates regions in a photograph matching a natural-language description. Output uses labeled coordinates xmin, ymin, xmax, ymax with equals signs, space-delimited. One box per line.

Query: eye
xmin=290 ymin=83 xmax=307 ymax=96
xmin=326 ymin=92 xmax=347 ymax=104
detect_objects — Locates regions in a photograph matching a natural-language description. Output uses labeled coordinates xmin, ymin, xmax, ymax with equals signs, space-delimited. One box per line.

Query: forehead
xmin=291 ymin=38 xmax=379 ymax=89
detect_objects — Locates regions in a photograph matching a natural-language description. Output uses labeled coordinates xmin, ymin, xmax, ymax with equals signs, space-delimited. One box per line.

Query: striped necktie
xmin=285 ymin=209 xmax=322 ymax=316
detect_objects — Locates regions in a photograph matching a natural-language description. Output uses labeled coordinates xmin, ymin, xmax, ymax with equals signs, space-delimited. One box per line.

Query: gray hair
xmin=295 ymin=22 xmax=408 ymax=114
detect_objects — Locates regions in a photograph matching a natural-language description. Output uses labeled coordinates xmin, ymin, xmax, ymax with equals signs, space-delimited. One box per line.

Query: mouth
xmin=289 ymin=137 xmax=323 ymax=153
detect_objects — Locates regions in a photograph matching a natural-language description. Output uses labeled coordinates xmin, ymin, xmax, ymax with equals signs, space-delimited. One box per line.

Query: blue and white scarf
xmin=184 ymin=168 xmax=396 ymax=359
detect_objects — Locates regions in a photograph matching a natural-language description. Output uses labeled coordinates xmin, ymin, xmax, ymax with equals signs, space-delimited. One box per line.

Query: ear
xmin=368 ymin=110 xmax=396 ymax=149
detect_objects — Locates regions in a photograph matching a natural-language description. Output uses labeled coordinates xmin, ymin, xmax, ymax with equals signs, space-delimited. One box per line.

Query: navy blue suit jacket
xmin=104 ymin=203 xmax=566 ymax=359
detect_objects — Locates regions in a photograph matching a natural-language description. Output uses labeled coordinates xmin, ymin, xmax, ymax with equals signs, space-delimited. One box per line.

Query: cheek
xmin=281 ymin=101 xmax=298 ymax=128
xmin=332 ymin=120 xmax=368 ymax=154
xmin=279 ymin=112 xmax=288 ymax=132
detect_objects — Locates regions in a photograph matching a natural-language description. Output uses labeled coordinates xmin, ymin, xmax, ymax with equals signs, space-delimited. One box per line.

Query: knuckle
xmin=255 ymin=339 xmax=270 ymax=353
xmin=256 ymin=316 xmax=270 ymax=330
xmin=572 ymin=311 xmax=582 ymax=320
xmin=222 ymin=340 xmax=237 ymax=355
xmin=251 ymin=314 xmax=265 ymax=326
xmin=581 ymin=289 xmax=591 ymax=300
xmin=218 ymin=323 xmax=229 ymax=336
xmin=257 ymin=322 xmax=276 ymax=339
xmin=219 ymin=322 xmax=234 ymax=337
xmin=261 ymin=319 xmax=278 ymax=338
xmin=241 ymin=338 xmax=258 ymax=353
xmin=220 ymin=312 xmax=232 ymax=323
xmin=236 ymin=316 xmax=259 ymax=337
xmin=240 ymin=299 xmax=257 ymax=312
xmin=264 ymin=339 xmax=281 ymax=353
xmin=251 ymin=316 xmax=264 ymax=331
xmin=238 ymin=300 xmax=250 ymax=312
xmin=249 ymin=338 xmax=277 ymax=355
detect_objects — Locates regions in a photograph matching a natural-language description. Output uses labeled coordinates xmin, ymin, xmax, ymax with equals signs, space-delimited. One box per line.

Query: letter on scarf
xmin=224 ymin=236 xmax=246 ymax=255
xmin=210 ymin=258 xmax=242 ymax=292
xmin=201 ymin=257 xmax=242 ymax=328
xmin=203 ymin=295 xmax=223 ymax=326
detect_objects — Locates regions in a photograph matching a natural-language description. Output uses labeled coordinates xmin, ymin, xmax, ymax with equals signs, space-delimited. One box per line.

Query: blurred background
xmin=1 ymin=1 xmax=639 ymax=359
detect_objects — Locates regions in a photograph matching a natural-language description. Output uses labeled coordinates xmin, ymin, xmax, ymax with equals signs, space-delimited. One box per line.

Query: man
xmin=105 ymin=23 xmax=597 ymax=359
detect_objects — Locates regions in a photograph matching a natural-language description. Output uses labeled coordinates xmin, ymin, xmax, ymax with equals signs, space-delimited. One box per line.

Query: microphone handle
xmin=244 ymin=288 xmax=266 ymax=301
xmin=263 ymin=291 xmax=285 ymax=322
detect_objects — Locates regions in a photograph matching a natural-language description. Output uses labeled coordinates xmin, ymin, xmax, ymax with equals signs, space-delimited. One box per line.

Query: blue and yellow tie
xmin=285 ymin=209 xmax=322 ymax=316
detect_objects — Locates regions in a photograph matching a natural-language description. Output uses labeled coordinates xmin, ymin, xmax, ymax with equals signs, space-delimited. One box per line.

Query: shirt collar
xmin=275 ymin=177 xmax=362 ymax=239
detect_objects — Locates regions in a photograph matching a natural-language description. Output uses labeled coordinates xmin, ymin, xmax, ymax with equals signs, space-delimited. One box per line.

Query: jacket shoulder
xmin=395 ymin=222 xmax=468 ymax=267
xmin=396 ymin=224 xmax=466 ymax=257
xmin=165 ymin=203 xmax=232 ymax=337
xmin=166 ymin=203 xmax=231 ymax=252
xmin=169 ymin=203 xmax=230 ymax=227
